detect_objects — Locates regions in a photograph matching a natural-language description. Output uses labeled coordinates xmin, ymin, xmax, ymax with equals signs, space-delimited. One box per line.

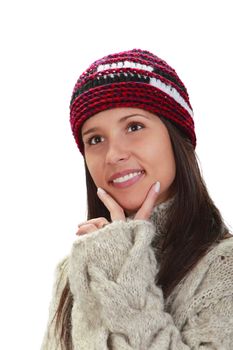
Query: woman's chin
xmin=113 ymin=192 xmax=151 ymax=216
xmin=118 ymin=191 xmax=172 ymax=216
xmin=120 ymin=201 xmax=143 ymax=216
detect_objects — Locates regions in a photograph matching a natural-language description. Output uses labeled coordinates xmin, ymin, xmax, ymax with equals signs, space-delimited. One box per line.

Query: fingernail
xmin=97 ymin=187 xmax=106 ymax=195
xmin=154 ymin=181 xmax=160 ymax=193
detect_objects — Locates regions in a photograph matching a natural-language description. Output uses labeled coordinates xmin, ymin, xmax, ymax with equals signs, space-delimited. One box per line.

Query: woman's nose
xmin=105 ymin=140 xmax=130 ymax=164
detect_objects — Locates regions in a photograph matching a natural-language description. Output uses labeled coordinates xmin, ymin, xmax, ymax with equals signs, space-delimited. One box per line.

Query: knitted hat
xmin=70 ymin=49 xmax=195 ymax=153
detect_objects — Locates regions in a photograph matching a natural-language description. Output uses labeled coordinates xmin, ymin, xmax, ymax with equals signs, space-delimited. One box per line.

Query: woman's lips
xmin=110 ymin=170 xmax=145 ymax=189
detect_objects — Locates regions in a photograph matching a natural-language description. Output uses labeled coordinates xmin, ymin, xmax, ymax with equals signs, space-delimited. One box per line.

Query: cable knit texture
xmin=41 ymin=199 xmax=233 ymax=349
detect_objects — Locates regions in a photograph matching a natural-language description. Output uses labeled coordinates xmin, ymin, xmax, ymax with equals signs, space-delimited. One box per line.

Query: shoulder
xmin=55 ymin=255 xmax=69 ymax=275
xmin=168 ymin=237 xmax=233 ymax=308
xmin=168 ymin=237 xmax=233 ymax=328
xmin=203 ymin=236 xmax=233 ymax=283
xmin=187 ymin=236 xmax=233 ymax=301
xmin=206 ymin=236 xmax=233 ymax=265
xmin=51 ymin=256 xmax=69 ymax=299
xmin=189 ymin=236 xmax=233 ymax=288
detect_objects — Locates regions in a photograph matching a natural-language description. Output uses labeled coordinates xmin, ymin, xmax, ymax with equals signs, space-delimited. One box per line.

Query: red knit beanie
xmin=70 ymin=49 xmax=195 ymax=153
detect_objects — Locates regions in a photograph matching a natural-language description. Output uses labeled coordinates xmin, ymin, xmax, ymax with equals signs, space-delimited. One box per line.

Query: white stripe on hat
xmin=150 ymin=77 xmax=193 ymax=117
xmin=97 ymin=61 xmax=154 ymax=73
xmin=96 ymin=61 xmax=193 ymax=118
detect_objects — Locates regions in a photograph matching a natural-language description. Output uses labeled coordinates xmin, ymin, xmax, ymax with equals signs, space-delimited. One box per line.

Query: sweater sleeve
xmin=68 ymin=220 xmax=233 ymax=350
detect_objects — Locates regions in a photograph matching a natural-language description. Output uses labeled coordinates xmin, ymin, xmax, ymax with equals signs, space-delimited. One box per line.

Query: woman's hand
xmin=76 ymin=181 xmax=160 ymax=236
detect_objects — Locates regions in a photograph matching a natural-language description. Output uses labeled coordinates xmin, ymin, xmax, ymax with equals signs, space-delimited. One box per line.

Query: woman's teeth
xmin=112 ymin=171 xmax=143 ymax=184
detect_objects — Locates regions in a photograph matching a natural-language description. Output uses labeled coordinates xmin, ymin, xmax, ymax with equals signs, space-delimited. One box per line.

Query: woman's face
xmin=82 ymin=107 xmax=176 ymax=214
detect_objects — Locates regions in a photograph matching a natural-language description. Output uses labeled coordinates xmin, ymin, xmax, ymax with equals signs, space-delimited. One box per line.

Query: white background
xmin=0 ymin=0 xmax=232 ymax=348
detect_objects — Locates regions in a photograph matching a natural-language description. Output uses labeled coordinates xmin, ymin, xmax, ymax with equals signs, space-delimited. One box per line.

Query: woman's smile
xmin=109 ymin=169 xmax=145 ymax=189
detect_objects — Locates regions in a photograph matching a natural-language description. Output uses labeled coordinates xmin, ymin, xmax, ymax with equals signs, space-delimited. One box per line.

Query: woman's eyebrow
xmin=82 ymin=114 xmax=149 ymax=137
xmin=82 ymin=127 xmax=99 ymax=138
xmin=119 ymin=113 xmax=150 ymax=122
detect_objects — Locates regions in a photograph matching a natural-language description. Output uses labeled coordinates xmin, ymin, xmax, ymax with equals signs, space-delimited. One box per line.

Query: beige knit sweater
xmin=41 ymin=199 xmax=233 ymax=349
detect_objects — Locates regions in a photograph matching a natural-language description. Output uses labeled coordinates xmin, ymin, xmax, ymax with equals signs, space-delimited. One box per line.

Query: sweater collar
xmin=149 ymin=195 xmax=175 ymax=258
xmin=150 ymin=196 xmax=175 ymax=234
xmin=127 ymin=195 xmax=175 ymax=235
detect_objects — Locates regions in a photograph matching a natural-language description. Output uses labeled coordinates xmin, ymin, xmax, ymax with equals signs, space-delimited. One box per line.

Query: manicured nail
xmin=97 ymin=187 xmax=106 ymax=195
xmin=154 ymin=181 xmax=160 ymax=193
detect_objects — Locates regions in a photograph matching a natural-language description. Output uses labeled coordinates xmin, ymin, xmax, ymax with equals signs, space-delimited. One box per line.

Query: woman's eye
xmin=88 ymin=135 xmax=104 ymax=145
xmin=128 ymin=123 xmax=144 ymax=133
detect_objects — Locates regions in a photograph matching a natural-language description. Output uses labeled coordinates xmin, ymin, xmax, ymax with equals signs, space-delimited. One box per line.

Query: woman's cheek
xmin=90 ymin=164 xmax=104 ymax=187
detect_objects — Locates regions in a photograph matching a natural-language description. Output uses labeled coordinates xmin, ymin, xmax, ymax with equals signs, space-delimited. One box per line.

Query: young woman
xmin=41 ymin=49 xmax=233 ymax=349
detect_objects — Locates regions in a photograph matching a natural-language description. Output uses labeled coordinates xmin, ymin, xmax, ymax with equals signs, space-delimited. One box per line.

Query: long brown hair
xmin=55 ymin=117 xmax=229 ymax=349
